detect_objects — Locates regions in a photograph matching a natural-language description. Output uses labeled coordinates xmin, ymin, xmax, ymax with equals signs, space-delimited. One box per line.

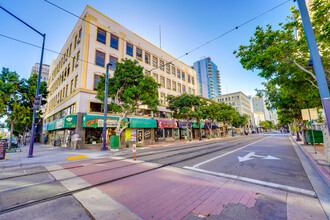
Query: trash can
xmin=305 ymin=130 xmax=323 ymax=144
xmin=110 ymin=135 xmax=120 ymax=149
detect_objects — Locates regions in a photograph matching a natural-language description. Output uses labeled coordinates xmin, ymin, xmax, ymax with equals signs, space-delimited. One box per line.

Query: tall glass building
xmin=193 ymin=57 xmax=221 ymax=100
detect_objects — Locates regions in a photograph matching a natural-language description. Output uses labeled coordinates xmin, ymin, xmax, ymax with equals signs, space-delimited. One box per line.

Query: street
xmin=0 ymin=134 xmax=327 ymax=219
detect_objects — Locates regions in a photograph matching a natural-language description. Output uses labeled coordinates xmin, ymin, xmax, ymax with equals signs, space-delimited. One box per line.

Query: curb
xmin=291 ymin=136 xmax=330 ymax=189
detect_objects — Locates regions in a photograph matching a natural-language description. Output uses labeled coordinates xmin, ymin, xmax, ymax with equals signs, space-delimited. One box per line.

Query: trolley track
xmin=0 ymin=135 xmax=268 ymax=215
xmin=0 ymin=135 xmax=255 ymax=181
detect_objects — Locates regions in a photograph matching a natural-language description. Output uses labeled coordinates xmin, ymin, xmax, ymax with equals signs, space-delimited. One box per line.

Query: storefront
xmin=43 ymin=123 xmax=48 ymax=144
xmin=177 ymin=121 xmax=193 ymax=139
xmin=47 ymin=115 xmax=77 ymax=147
xmin=156 ymin=120 xmax=178 ymax=142
xmin=192 ymin=122 xmax=204 ymax=139
xmin=204 ymin=123 xmax=220 ymax=138
xmin=82 ymin=115 xmax=120 ymax=145
xmin=126 ymin=118 xmax=157 ymax=145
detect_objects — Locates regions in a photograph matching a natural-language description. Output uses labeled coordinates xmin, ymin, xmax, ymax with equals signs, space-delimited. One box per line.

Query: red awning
xmin=156 ymin=120 xmax=178 ymax=128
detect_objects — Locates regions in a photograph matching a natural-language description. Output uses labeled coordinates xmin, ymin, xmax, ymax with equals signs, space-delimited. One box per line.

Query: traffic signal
xmin=34 ymin=117 xmax=43 ymax=124
xmin=32 ymin=95 xmax=42 ymax=110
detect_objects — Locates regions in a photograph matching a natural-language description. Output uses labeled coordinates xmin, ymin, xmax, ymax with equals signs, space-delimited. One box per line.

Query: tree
xmin=0 ymin=69 xmax=48 ymax=146
xmin=96 ymin=59 xmax=160 ymax=138
xmin=167 ymin=94 xmax=202 ymax=140
xmin=202 ymin=101 xmax=227 ymax=137
xmin=232 ymin=114 xmax=249 ymax=130
xmin=217 ymin=102 xmax=237 ymax=135
xmin=234 ymin=0 xmax=328 ymax=124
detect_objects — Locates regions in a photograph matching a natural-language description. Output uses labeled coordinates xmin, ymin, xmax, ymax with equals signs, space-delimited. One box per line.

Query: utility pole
xmin=101 ymin=63 xmax=112 ymax=151
xmin=0 ymin=6 xmax=46 ymax=158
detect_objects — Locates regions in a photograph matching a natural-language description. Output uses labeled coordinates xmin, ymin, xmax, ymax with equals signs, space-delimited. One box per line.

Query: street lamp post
xmin=0 ymin=6 xmax=46 ymax=158
xmin=24 ymin=126 xmax=28 ymax=146
xmin=296 ymin=0 xmax=330 ymax=135
xmin=101 ymin=63 xmax=112 ymax=151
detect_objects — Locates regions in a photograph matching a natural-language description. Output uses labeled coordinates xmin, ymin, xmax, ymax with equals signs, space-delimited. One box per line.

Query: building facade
xmin=44 ymin=6 xmax=198 ymax=147
xmin=251 ymin=96 xmax=271 ymax=121
xmin=216 ymin=91 xmax=252 ymax=117
xmin=193 ymin=57 xmax=221 ymax=100
xmin=30 ymin=63 xmax=50 ymax=82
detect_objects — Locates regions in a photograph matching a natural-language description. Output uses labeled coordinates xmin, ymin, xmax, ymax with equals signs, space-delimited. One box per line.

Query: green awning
xmin=193 ymin=122 xmax=204 ymax=128
xmin=48 ymin=115 xmax=77 ymax=131
xmin=129 ymin=118 xmax=157 ymax=128
xmin=83 ymin=115 xmax=121 ymax=128
xmin=48 ymin=121 xmax=56 ymax=131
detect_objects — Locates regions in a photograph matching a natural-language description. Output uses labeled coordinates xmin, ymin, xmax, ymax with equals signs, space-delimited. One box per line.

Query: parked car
xmin=6 ymin=138 xmax=18 ymax=148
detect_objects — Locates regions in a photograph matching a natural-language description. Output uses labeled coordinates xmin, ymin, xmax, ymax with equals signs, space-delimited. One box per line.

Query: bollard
xmin=133 ymin=144 xmax=136 ymax=160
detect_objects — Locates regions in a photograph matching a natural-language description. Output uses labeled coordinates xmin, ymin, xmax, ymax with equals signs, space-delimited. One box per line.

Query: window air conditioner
xmin=77 ymin=38 xmax=81 ymax=44
xmin=75 ymin=62 xmax=79 ymax=67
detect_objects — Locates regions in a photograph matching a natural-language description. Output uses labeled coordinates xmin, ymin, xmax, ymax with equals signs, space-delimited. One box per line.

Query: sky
xmin=0 ymin=0 xmax=295 ymax=97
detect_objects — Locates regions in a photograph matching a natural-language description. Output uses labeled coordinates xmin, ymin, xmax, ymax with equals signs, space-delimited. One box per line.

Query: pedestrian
xmin=71 ymin=132 xmax=81 ymax=150
xmin=44 ymin=135 xmax=48 ymax=145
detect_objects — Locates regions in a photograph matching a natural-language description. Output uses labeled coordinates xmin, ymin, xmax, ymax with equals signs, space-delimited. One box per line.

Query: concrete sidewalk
xmin=0 ymin=143 xmax=132 ymax=170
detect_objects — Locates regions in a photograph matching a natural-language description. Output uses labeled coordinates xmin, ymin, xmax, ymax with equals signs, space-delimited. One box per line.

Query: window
xmin=94 ymin=75 xmax=100 ymax=91
xmin=67 ymin=65 xmax=70 ymax=76
xmin=192 ymin=89 xmax=195 ymax=95
xmin=160 ymin=76 xmax=165 ymax=88
xmin=145 ymin=52 xmax=150 ymax=64
xmin=95 ymin=50 xmax=105 ymax=67
xmin=153 ymin=73 xmax=158 ymax=82
xmin=182 ymin=85 xmax=186 ymax=93
xmin=69 ymin=44 xmax=72 ymax=56
xmin=97 ymin=27 xmax=106 ymax=44
xmin=126 ymin=43 xmax=133 ymax=56
xmin=188 ymin=87 xmax=191 ymax=94
xmin=90 ymin=102 xmax=102 ymax=112
xmin=70 ymin=80 xmax=74 ymax=93
xmin=160 ymin=60 xmax=164 ymax=71
xmin=72 ymin=57 xmax=75 ymax=70
xmin=172 ymin=66 xmax=176 ymax=76
xmin=160 ymin=93 xmax=165 ymax=104
xmin=110 ymin=34 xmax=119 ymax=50
xmin=74 ymin=75 xmax=78 ymax=88
xmin=77 ymin=51 xmax=80 ymax=65
xmin=152 ymin=56 xmax=158 ymax=68
xmin=109 ymin=56 xmax=118 ymax=71
xmin=188 ymin=75 xmax=191 ymax=83
xmin=177 ymin=69 xmax=181 ymax=79
xmin=167 ymin=79 xmax=171 ymax=89
xmin=172 ymin=81 xmax=176 ymax=91
xmin=65 ymin=84 xmax=68 ymax=97
xmin=78 ymin=28 xmax=82 ymax=40
xmin=192 ymin=77 xmax=195 ymax=85
xmin=136 ymin=48 xmax=142 ymax=60
xmin=166 ymin=64 xmax=170 ymax=74
xmin=178 ymin=83 xmax=181 ymax=93
xmin=74 ymin=35 xmax=78 ymax=49
xmin=182 ymin=72 xmax=185 ymax=80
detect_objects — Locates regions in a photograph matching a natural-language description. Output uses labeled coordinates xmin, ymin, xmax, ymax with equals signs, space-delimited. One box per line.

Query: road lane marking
xmin=66 ymin=155 xmax=88 ymax=160
xmin=192 ymin=136 xmax=271 ymax=168
xmin=184 ymin=166 xmax=316 ymax=197
xmin=238 ymin=152 xmax=281 ymax=162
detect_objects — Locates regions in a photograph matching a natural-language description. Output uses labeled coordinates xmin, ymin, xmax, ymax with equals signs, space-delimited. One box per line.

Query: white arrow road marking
xmin=262 ymin=155 xmax=281 ymax=160
xmin=238 ymin=152 xmax=256 ymax=162
xmin=238 ymin=152 xmax=281 ymax=162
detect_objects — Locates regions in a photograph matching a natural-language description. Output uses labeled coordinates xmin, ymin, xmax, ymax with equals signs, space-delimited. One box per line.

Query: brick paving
xmin=64 ymin=159 xmax=262 ymax=219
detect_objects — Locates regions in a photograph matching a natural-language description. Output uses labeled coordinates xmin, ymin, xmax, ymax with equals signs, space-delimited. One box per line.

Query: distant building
xmin=216 ymin=91 xmax=252 ymax=117
xmin=193 ymin=57 xmax=221 ymax=100
xmin=251 ymin=96 xmax=271 ymax=121
xmin=30 ymin=63 xmax=50 ymax=82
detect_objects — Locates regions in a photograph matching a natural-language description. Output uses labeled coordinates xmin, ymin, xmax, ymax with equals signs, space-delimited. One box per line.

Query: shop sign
xmin=55 ymin=119 xmax=64 ymax=129
xmin=157 ymin=120 xmax=177 ymax=128
xmin=98 ymin=119 xmax=118 ymax=128
xmin=177 ymin=121 xmax=192 ymax=129
xmin=65 ymin=116 xmax=77 ymax=128
xmin=131 ymin=129 xmax=137 ymax=142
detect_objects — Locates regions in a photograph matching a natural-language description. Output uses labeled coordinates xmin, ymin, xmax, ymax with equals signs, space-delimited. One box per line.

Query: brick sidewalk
xmin=62 ymin=158 xmax=327 ymax=220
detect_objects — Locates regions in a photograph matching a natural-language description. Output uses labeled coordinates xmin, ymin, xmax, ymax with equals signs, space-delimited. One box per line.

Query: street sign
xmin=34 ymin=117 xmax=43 ymax=124
xmin=301 ymin=108 xmax=318 ymax=121
xmin=133 ymin=144 xmax=136 ymax=153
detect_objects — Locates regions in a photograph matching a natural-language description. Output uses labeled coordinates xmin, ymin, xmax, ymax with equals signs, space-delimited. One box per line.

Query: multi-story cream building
xmin=44 ymin=6 xmax=197 ymax=147
xmin=30 ymin=63 xmax=50 ymax=82
xmin=216 ymin=91 xmax=252 ymax=117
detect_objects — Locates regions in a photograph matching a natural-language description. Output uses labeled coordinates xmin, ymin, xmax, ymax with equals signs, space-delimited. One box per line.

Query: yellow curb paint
xmin=66 ymin=155 xmax=88 ymax=161
xmin=5 ymin=157 xmax=8 ymax=159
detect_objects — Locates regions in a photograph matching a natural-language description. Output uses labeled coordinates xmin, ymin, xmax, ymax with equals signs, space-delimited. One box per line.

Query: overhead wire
xmin=0 ymin=0 xmax=291 ymax=88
